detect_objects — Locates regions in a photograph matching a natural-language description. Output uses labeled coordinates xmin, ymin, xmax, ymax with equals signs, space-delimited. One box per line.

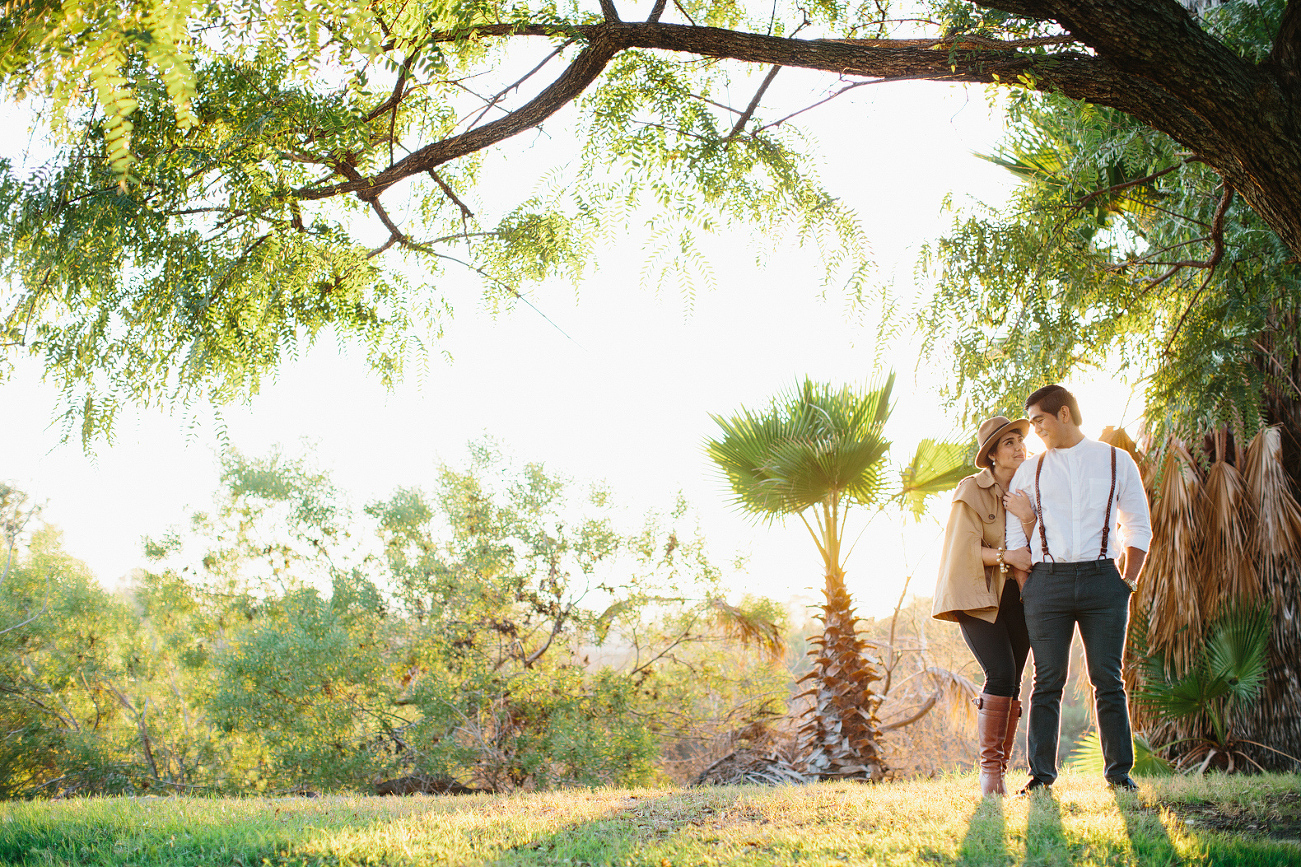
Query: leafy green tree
xmin=0 ymin=519 xmax=157 ymax=797
xmin=207 ymin=581 xmax=401 ymax=789
xmin=136 ymin=442 xmax=789 ymax=791
xmin=705 ymin=375 xmax=970 ymax=780
xmin=917 ymin=5 xmax=1301 ymax=770
xmin=0 ymin=451 xmax=790 ymax=796
xmin=0 ymin=484 xmax=269 ymax=798
xmin=920 ymin=38 xmax=1301 ymax=451
xmin=365 ymin=440 xmax=788 ymax=790
xmin=4 ymin=1 xmax=1301 ymax=440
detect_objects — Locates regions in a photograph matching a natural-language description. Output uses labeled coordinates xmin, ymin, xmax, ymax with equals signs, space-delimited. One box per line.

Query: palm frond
xmin=1244 ymin=425 xmax=1301 ymax=572
xmin=1070 ymin=730 xmax=1174 ymax=776
xmin=1199 ymin=459 xmax=1258 ymax=618
xmin=1065 ymin=730 xmax=1105 ymax=775
xmin=1139 ymin=441 xmax=1203 ymax=675
xmin=704 ymin=375 xmax=895 ymax=523
xmin=1099 ymin=426 xmax=1141 ymax=463
xmin=899 ymin=439 xmax=976 ymax=519
xmin=1204 ymin=600 xmax=1271 ymax=707
xmin=1136 ymin=665 xmax=1229 ymax=720
xmin=1133 ymin=732 xmax=1176 ymax=776
xmin=708 ymin=597 xmax=786 ymax=663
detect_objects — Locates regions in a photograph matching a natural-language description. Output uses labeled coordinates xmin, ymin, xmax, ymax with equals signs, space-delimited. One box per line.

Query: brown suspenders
xmin=1099 ymin=446 xmax=1117 ymax=559
xmin=1034 ymin=453 xmax=1051 ymax=561
xmin=1032 ymin=445 xmax=1117 ymax=562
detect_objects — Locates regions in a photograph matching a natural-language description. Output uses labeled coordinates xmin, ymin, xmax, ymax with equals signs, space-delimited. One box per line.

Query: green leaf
xmin=1204 ymin=600 xmax=1271 ymax=706
xmin=705 ymin=375 xmax=894 ymax=522
xmin=1136 ymin=665 xmax=1229 ymax=720
xmin=899 ymin=439 xmax=975 ymax=519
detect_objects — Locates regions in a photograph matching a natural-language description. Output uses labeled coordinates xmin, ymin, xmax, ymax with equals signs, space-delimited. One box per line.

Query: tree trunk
xmin=1243 ymin=351 xmax=1301 ymax=770
xmin=795 ymin=571 xmax=886 ymax=781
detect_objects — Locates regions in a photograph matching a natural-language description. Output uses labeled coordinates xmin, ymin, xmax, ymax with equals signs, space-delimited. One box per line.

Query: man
xmin=1005 ymin=384 xmax=1151 ymax=794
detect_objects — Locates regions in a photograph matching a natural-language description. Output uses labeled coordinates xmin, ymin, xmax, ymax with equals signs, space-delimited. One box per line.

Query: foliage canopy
xmin=0 ymin=444 xmax=790 ymax=796
xmin=4 ymin=0 xmax=1301 ymax=439
xmin=921 ymin=2 xmax=1301 ymax=445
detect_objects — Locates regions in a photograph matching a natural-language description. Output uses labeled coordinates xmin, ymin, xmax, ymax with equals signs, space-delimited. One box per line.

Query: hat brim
xmin=976 ymin=418 xmax=1032 ymax=468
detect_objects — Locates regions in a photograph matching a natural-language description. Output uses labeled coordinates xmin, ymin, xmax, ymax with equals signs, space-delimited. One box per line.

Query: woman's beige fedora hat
xmin=975 ymin=416 xmax=1031 ymax=469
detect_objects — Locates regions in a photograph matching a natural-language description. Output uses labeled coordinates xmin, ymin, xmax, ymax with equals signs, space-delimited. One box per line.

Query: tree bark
xmin=796 ymin=571 xmax=886 ymax=780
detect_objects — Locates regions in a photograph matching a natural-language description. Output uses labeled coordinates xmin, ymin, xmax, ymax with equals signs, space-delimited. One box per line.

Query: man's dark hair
xmin=1025 ymin=384 xmax=1082 ymax=425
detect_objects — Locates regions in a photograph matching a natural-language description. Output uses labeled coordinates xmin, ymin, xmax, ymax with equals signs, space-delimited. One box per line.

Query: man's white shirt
xmin=1005 ymin=438 xmax=1152 ymax=564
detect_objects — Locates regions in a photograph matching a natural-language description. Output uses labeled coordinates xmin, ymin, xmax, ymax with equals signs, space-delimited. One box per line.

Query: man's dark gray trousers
xmin=1022 ymin=559 xmax=1134 ymax=784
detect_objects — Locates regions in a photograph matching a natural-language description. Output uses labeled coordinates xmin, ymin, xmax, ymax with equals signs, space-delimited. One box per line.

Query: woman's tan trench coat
xmin=932 ymin=467 xmax=1009 ymax=624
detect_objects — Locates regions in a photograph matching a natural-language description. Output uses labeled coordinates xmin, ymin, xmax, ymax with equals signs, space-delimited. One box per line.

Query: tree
xmin=919 ymin=26 xmax=1301 ymax=450
xmin=913 ymin=10 xmax=1301 ymax=766
xmin=705 ymin=375 xmax=969 ymax=780
xmin=3 ymin=0 xmax=1301 ymax=439
xmin=1129 ymin=427 xmax=1301 ymax=770
xmin=0 ymin=446 xmax=792 ymax=797
xmin=0 ymin=520 xmax=200 ymax=798
xmin=160 ymin=441 xmax=791 ymax=791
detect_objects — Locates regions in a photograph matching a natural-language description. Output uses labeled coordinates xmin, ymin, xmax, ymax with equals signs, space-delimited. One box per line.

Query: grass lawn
xmin=1 ymin=772 xmax=1298 ymax=866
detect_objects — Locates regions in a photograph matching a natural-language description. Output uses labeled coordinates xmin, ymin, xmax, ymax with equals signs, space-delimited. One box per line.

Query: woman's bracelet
xmin=996 ymin=547 xmax=1007 ymax=575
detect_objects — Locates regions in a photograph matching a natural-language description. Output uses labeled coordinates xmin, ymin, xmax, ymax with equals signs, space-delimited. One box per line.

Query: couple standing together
xmin=932 ymin=384 xmax=1152 ymax=797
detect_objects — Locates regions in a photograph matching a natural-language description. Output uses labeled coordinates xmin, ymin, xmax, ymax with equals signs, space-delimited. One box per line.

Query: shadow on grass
xmin=1124 ymin=785 xmax=1301 ymax=866
xmin=1024 ymin=791 xmax=1067 ymax=866
xmin=1112 ymin=789 xmax=1178 ymax=865
xmin=955 ymin=796 xmax=1007 ymax=866
xmin=484 ymin=793 xmax=700 ymax=866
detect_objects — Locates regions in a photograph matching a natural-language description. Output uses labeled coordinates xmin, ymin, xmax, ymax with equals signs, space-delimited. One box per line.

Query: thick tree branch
xmin=294 ymin=37 xmax=621 ymax=201
xmin=968 ymin=0 xmax=1053 ymax=17
xmin=295 ymin=24 xmax=1122 ymax=206
xmin=283 ymin=13 xmax=1301 ymax=255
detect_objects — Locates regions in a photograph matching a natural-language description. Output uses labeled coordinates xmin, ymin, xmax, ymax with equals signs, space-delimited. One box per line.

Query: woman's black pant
xmin=956 ymin=579 xmax=1031 ymax=698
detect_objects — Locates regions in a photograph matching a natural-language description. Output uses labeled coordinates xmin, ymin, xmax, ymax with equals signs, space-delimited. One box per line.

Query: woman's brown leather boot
xmin=1001 ymin=698 xmax=1022 ymax=778
xmin=976 ymin=693 xmax=1013 ymax=796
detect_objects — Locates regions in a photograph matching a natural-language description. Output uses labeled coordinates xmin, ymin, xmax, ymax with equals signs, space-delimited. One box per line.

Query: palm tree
xmin=1130 ymin=425 xmax=1301 ymax=770
xmin=706 ymin=375 xmax=970 ymax=781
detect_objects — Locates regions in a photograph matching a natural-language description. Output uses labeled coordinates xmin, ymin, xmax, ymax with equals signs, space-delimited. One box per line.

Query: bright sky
xmin=1 ymin=69 xmax=1145 ymax=618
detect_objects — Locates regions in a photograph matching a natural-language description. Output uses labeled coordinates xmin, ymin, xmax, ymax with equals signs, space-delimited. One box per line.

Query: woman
xmin=933 ymin=416 xmax=1036 ymax=797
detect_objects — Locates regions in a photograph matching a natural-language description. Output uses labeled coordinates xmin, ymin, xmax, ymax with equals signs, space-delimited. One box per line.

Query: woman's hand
xmin=1004 ymin=490 xmax=1035 ymax=523
xmin=1005 ymin=546 xmax=1032 ymax=572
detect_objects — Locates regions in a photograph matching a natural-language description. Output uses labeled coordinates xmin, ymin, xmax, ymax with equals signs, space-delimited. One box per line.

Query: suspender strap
xmin=1099 ymin=446 xmax=1117 ymax=560
xmin=1034 ymin=453 xmax=1051 ymax=560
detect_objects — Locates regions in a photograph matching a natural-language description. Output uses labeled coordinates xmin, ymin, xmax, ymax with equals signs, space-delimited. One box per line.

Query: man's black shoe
xmin=1017 ymin=778 xmax=1052 ymax=796
xmin=1106 ymin=776 xmax=1139 ymax=792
